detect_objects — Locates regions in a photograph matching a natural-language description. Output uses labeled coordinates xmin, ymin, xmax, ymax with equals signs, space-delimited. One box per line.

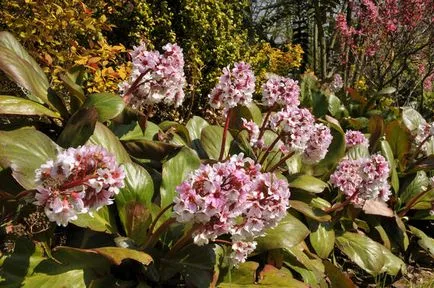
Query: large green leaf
xmin=186 ymin=116 xmax=209 ymax=159
xmin=116 ymin=162 xmax=154 ymax=245
xmin=0 ymin=32 xmax=49 ymax=105
xmin=83 ymin=92 xmax=125 ymax=122
xmin=87 ymin=122 xmax=132 ymax=164
xmin=380 ymin=140 xmax=399 ymax=192
xmin=160 ymin=244 xmax=215 ymax=288
xmin=218 ymin=262 xmax=307 ymax=288
xmin=21 ymin=246 xmax=112 ymax=288
xmin=322 ymin=260 xmax=356 ymax=288
xmin=229 ymin=102 xmax=263 ymax=130
xmin=159 ymin=121 xmax=192 ymax=145
xmin=402 ymin=107 xmax=425 ymax=131
xmin=289 ymin=200 xmax=331 ymax=222
xmin=289 ymin=175 xmax=328 ymax=193
xmin=257 ymin=265 xmax=308 ymax=287
xmin=380 ymin=247 xmax=406 ymax=275
xmin=201 ymin=125 xmax=233 ymax=160
xmin=385 ymin=120 xmax=410 ymax=170
xmin=71 ymin=206 xmax=118 ymax=234
xmin=335 ymin=232 xmax=385 ymax=276
xmin=409 ymin=226 xmax=434 ymax=258
xmin=399 ymin=171 xmax=429 ymax=204
xmin=284 ymin=243 xmax=326 ymax=287
xmin=59 ymin=246 xmax=152 ymax=266
xmin=318 ymin=116 xmax=346 ymax=167
xmin=160 ymin=147 xmax=201 ymax=209
xmin=309 ymin=221 xmax=335 ymax=258
xmin=123 ymin=140 xmax=182 ymax=161
xmin=186 ymin=116 xmax=209 ymax=141
xmin=311 ymin=90 xmax=328 ymax=118
xmin=0 ymin=127 xmax=59 ymax=189
xmin=368 ymin=115 xmax=384 ymax=151
xmin=57 ymin=107 xmax=98 ymax=148
xmin=118 ymin=121 xmax=161 ymax=141
xmin=0 ymin=95 xmax=60 ymax=118
xmin=256 ymin=213 xmax=309 ymax=252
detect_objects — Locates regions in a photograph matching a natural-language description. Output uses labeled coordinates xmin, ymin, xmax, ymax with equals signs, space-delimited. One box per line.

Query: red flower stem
xmin=142 ymin=218 xmax=176 ymax=250
xmin=212 ymin=239 xmax=232 ymax=246
xmin=267 ymin=151 xmax=295 ymax=173
xmin=258 ymin=107 xmax=273 ymax=141
xmin=263 ymin=151 xmax=282 ymax=172
xmin=219 ymin=109 xmax=233 ymax=161
xmin=324 ymin=191 xmax=359 ymax=213
xmin=398 ymin=188 xmax=433 ymax=217
xmin=60 ymin=175 xmax=98 ymax=190
xmin=148 ymin=203 xmax=175 ymax=235
xmin=258 ymin=134 xmax=282 ymax=165
xmin=168 ymin=224 xmax=200 ymax=256
xmin=123 ymin=68 xmax=151 ymax=103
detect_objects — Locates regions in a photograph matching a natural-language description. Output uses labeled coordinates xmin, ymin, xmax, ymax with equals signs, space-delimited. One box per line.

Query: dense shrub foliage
xmin=0 ymin=1 xmax=433 ymax=287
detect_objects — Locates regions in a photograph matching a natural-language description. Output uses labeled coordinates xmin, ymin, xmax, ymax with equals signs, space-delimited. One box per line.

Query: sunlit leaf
xmin=83 ymin=92 xmax=125 ymax=122
xmin=116 ymin=162 xmax=154 ymax=245
xmin=256 ymin=213 xmax=309 ymax=252
xmin=0 ymin=127 xmax=59 ymax=189
xmin=0 ymin=95 xmax=60 ymax=118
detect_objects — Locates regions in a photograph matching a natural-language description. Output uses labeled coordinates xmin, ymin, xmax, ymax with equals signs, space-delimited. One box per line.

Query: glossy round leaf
xmin=0 ymin=127 xmax=59 ymax=189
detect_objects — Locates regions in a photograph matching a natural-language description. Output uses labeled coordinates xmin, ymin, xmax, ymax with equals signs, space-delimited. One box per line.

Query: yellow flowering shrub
xmin=0 ymin=0 xmax=129 ymax=93
xmin=246 ymin=42 xmax=304 ymax=91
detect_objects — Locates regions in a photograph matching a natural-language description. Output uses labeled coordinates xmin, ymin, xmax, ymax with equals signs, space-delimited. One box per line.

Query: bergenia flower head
xmin=209 ymin=62 xmax=255 ymax=113
xmin=34 ymin=145 xmax=125 ymax=226
xmin=302 ymin=123 xmax=333 ymax=164
xmin=262 ymin=75 xmax=300 ymax=108
xmin=329 ymin=74 xmax=343 ymax=93
xmin=269 ymin=107 xmax=316 ymax=153
xmin=345 ymin=130 xmax=369 ymax=148
xmin=330 ymin=154 xmax=391 ymax=207
xmin=173 ymin=153 xmax=290 ymax=264
xmin=242 ymin=118 xmax=262 ymax=148
xmin=119 ymin=42 xmax=186 ymax=109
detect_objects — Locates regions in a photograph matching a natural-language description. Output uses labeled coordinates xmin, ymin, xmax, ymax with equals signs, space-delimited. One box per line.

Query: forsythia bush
xmin=247 ymin=42 xmax=304 ymax=91
xmin=0 ymin=0 xmax=129 ymax=93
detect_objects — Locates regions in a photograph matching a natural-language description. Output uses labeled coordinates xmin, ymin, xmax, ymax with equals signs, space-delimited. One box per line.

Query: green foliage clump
xmin=0 ymin=0 xmax=130 ymax=93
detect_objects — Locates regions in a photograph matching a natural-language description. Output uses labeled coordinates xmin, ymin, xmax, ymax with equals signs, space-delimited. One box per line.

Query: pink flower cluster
xmin=302 ymin=123 xmax=333 ymax=164
xmin=269 ymin=107 xmax=316 ymax=153
xmin=328 ymin=74 xmax=344 ymax=93
xmin=262 ymin=75 xmax=300 ymax=108
xmin=209 ymin=62 xmax=255 ymax=112
xmin=345 ymin=130 xmax=369 ymax=148
xmin=242 ymin=118 xmax=262 ymax=148
xmin=173 ymin=154 xmax=290 ymax=264
xmin=119 ymin=42 xmax=186 ymax=109
xmin=34 ymin=145 xmax=125 ymax=226
xmin=330 ymin=154 xmax=391 ymax=207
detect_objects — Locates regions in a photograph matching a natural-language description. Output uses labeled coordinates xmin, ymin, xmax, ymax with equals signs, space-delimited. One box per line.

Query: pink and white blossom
xmin=345 ymin=130 xmax=369 ymax=148
xmin=173 ymin=154 xmax=290 ymax=264
xmin=269 ymin=107 xmax=315 ymax=153
xmin=34 ymin=145 xmax=125 ymax=226
xmin=302 ymin=123 xmax=333 ymax=164
xmin=119 ymin=42 xmax=186 ymax=109
xmin=262 ymin=76 xmax=300 ymax=108
xmin=209 ymin=62 xmax=255 ymax=112
xmin=330 ymin=154 xmax=391 ymax=206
